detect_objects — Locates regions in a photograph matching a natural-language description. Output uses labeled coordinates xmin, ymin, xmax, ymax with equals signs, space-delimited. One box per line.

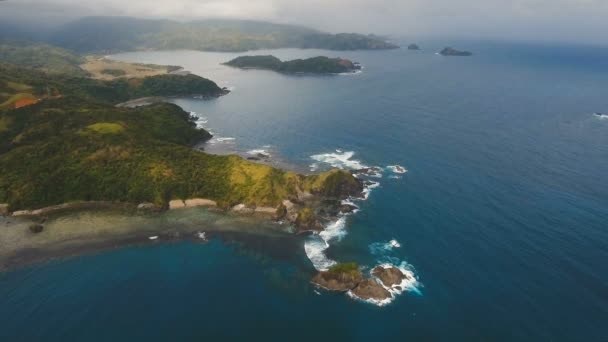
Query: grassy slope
xmin=0 ymin=63 xmax=224 ymax=109
xmin=0 ymin=40 xmax=87 ymax=76
xmin=0 ymin=65 xmax=359 ymax=211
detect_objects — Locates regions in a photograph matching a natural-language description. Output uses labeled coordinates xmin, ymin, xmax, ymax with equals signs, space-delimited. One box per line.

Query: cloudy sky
xmin=2 ymin=0 xmax=608 ymax=43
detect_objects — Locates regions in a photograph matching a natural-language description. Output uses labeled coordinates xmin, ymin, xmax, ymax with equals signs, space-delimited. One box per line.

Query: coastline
xmin=0 ymin=206 xmax=295 ymax=272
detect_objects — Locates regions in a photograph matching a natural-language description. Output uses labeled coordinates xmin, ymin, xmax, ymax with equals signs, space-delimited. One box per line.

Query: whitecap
xmin=210 ymin=137 xmax=236 ymax=143
xmin=595 ymin=113 xmax=608 ymax=120
xmin=310 ymin=151 xmax=368 ymax=170
xmin=304 ymin=217 xmax=348 ymax=271
xmin=375 ymin=262 xmax=422 ymax=296
xmin=304 ymin=236 xmax=335 ymax=271
xmin=247 ymin=149 xmax=271 ymax=157
xmin=369 ymin=239 xmax=401 ymax=255
xmin=387 ymin=165 xmax=408 ymax=174
xmin=346 ymin=287 xmax=393 ymax=307
xmin=348 ymin=262 xmax=422 ymax=307
xmin=361 ymin=180 xmax=380 ymax=200
xmin=149 ymin=236 xmax=158 ymax=240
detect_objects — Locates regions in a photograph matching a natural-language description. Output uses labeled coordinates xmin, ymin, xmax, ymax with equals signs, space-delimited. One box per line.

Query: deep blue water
xmin=2 ymin=41 xmax=608 ymax=340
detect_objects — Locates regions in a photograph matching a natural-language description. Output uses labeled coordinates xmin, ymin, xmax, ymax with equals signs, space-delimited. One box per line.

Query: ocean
xmin=1 ymin=40 xmax=607 ymax=340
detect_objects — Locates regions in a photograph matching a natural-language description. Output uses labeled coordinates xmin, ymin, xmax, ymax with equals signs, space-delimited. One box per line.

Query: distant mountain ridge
xmin=45 ymin=16 xmax=398 ymax=53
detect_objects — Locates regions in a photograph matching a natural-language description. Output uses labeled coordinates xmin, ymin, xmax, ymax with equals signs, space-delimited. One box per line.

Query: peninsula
xmin=223 ymin=55 xmax=361 ymax=74
xmin=0 ymin=41 xmax=366 ymax=270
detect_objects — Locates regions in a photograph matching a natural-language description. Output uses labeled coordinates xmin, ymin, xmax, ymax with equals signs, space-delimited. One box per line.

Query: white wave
xmin=319 ymin=216 xmax=348 ymax=242
xmin=210 ymin=137 xmax=236 ymax=144
xmin=190 ymin=111 xmax=209 ymax=129
xmin=304 ymin=217 xmax=347 ymax=271
xmin=595 ymin=113 xmax=608 ymax=120
xmin=310 ymin=151 xmax=368 ymax=170
xmin=347 ymin=262 xmax=421 ymax=307
xmin=376 ymin=262 xmax=422 ymax=296
xmin=369 ymin=239 xmax=401 ymax=255
xmin=304 ymin=236 xmax=336 ymax=271
xmin=361 ymin=181 xmax=380 ymax=200
xmin=337 ymin=69 xmax=363 ymax=76
xmin=388 ymin=175 xmax=402 ymax=180
xmin=346 ymin=287 xmax=393 ymax=307
xmin=387 ymin=165 xmax=408 ymax=174
xmin=247 ymin=149 xmax=271 ymax=157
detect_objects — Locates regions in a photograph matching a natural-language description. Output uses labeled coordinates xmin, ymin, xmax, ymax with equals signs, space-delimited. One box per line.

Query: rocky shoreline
xmin=311 ymin=263 xmax=413 ymax=304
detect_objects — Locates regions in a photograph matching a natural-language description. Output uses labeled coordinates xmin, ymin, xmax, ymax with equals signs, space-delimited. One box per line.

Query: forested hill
xmin=46 ymin=17 xmax=398 ymax=53
xmin=0 ymin=63 xmax=225 ymax=110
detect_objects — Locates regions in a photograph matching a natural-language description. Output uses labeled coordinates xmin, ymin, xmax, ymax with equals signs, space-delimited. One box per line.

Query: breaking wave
xmin=310 ymin=150 xmax=368 ymax=171
xmin=304 ymin=217 xmax=347 ymax=271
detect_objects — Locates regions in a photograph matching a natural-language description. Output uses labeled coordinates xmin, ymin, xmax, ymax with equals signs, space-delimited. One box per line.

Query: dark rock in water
xmin=29 ymin=224 xmax=44 ymax=234
xmin=247 ymin=156 xmax=261 ymax=161
xmin=408 ymin=44 xmax=420 ymax=50
xmin=275 ymin=203 xmax=288 ymax=221
xmin=311 ymin=263 xmax=364 ymax=291
xmin=440 ymin=47 xmax=472 ymax=56
xmin=339 ymin=204 xmax=358 ymax=214
xmin=351 ymin=279 xmax=392 ymax=301
xmin=354 ymin=166 xmax=383 ymax=178
xmin=372 ymin=266 xmax=408 ymax=288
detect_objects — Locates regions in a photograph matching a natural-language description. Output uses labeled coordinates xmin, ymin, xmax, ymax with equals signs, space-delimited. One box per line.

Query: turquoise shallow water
xmin=1 ymin=40 xmax=608 ymax=340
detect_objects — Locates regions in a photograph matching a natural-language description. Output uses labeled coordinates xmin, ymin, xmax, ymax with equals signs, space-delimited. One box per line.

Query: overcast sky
xmin=2 ymin=0 xmax=608 ymax=44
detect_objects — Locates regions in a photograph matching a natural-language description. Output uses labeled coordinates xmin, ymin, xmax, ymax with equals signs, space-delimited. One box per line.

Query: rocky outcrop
xmin=231 ymin=204 xmax=255 ymax=214
xmin=372 ymin=266 xmax=408 ymax=288
xmin=350 ymin=279 xmax=391 ymax=301
xmin=169 ymin=198 xmax=217 ymax=210
xmin=408 ymin=44 xmax=420 ymax=50
xmin=137 ymin=202 xmax=158 ymax=210
xmin=311 ymin=263 xmax=364 ymax=291
xmin=311 ymin=170 xmax=364 ymax=199
xmin=294 ymin=207 xmax=323 ymax=232
xmin=0 ymin=204 xmax=8 ymax=216
xmin=28 ymin=224 xmax=44 ymax=234
xmin=439 ymin=47 xmax=472 ymax=56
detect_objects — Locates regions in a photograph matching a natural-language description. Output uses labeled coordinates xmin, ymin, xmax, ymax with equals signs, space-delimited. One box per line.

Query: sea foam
xmin=304 ymin=217 xmax=348 ymax=271
xmin=310 ymin=151 xmax=368 ymax=171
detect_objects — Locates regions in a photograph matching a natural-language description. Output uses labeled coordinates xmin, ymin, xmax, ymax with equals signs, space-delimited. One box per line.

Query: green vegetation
xmin=48 ymin=17 xmax=398 ymax=53
xmin=100 ymin=69 xmax=127 ymax=77
xmin=224 ymin=55 xmax=360 ymax=74
xmin=0 ymin=40 xmax=87 ymax=76
xmin=0 ymin=64 xmax=225 ymax=108
xmin=0 ymin=64 xmax=361 ymax=211
xmin=85 ymin=122 xmax=126 ymax=134
xmin=329 ymin=262 xmax=360 ymax=275
xmin=303 ymin=169 xmax=364 ymax=198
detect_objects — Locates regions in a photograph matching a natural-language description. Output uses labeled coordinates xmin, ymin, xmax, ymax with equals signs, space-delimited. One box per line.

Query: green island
xmin=224 ymin=55 xmax=361 ymax=74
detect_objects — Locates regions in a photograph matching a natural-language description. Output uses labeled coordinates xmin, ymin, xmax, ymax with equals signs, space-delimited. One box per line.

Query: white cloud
xmin=2 ymin=0 xmax=608 ymax=43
